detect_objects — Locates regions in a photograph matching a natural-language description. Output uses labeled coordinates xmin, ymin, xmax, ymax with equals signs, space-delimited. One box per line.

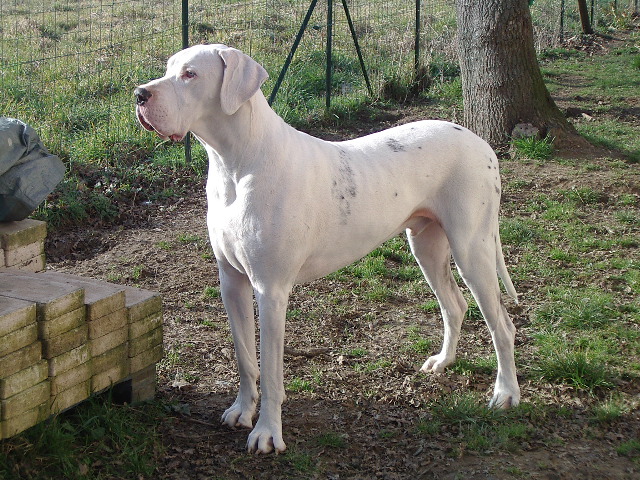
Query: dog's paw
xmin=488 ymin=389 xmax=520 ymax=409
xmin=221 ymin=401 xmax=255 ymax=429
xmin=247 ymin=421 xmax=287 ymax=454
xmin=420 ymin=353 xmax=454 ymax=373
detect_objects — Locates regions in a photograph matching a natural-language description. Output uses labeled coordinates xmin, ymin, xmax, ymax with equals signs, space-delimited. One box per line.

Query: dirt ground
xmin=44 ymin=36 xmax=639 ymax=480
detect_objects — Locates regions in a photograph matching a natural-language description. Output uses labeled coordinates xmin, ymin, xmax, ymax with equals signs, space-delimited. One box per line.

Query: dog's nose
xmin=134 ymin=87 xmax=152 ymax=106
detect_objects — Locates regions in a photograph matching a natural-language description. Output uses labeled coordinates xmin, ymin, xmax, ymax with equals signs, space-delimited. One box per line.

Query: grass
xmin=0 ymin=394 xmax=163 ymax=480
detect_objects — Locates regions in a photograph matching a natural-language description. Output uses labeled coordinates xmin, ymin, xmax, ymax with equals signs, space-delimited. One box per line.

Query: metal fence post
xmin=326 ymin=0 xmax=333 ymax=111
xmin=182 ymin=0 xmax=191 ymax=163
xmin=415 ymin=0 xmax=421 ymax=80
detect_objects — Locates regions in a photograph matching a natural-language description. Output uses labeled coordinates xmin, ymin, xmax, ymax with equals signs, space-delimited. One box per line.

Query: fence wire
xmin=0 ymin=1 xmax=637 ymax=160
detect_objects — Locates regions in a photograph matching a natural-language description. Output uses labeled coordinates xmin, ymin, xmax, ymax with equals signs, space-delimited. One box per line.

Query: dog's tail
xmin=496 ymin=233 xmax=518 ymax=303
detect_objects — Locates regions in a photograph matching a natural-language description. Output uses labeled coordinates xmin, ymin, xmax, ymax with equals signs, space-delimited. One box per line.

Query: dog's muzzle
xmin=134 ymin=87 xmax=152 ymax=106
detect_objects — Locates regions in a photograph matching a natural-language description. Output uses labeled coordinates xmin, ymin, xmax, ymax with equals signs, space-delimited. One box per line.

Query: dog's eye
xmin=183 ymin=70 xmax=196 ymax=79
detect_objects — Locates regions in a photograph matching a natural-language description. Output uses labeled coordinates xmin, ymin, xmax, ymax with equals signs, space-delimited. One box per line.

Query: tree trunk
xmin=455 ymin=0 xmax=580 ymax=148
xmin=577 ymin=0 xmax=594 ymax=34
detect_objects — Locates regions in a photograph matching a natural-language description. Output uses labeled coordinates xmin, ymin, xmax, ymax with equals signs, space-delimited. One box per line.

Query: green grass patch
xmin=0 ymin=395 xmax=163 ymax=480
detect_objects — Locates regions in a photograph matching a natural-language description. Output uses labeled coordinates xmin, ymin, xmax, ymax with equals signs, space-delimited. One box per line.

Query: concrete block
xmin=0 ymin=342 xmax=42 ymax=378
xmin=129 ymin=311 xmax=162 ymax=340
xmin=130 ymin=343 xmax=163 ymax=374
xmin=16 ymin=253 xmax=45 ymax=273
xmin=88 ymin=308 xmax=127 ymax=339
xmin=129 ymin=327 xmax=163 ymax=358
xmin=0 ymin=402 xmax=48 ymax=439
xmin=50 ymin=380 xmax=90 ymax=414
xmin=38 ymin=306 xmax=85 ymax=339
xmin=0 ymin=323 xmax=38 ymax=358
xmin=4 ymin=241 xmax=44 ymax=267
xmin=42 ymin=324 xmax=88 ymax=359
xmin=0 ymin=360 xmax=48 ymax=399
xmin=51 ymin=361 xmax=92 ymax=396
xmin=42 ymin=272 xmax=126 ymax=320
xmin=89 ymin=325 xmax=127 ymax=357
xmin=92 ymin=343 xmax=127 ymax=374
xmin=0 ymin=296 xmax=36 ymax=337
xmin=125 ymin=286 xmax=162 ymax=323
xmin=0 ymin=270 xmax=84 ymax=320
xmin=48 ymin=343 xmax=90 ymax=377
xmin=92 ymin=363 xmax=129 ymax=393
xmin=0 ymin=220 xmax=47 ymax=250
xmin=131 ymin=364 xmax=157 ymax=403
xmin=1 ymin=380 xmax=50 ymax=420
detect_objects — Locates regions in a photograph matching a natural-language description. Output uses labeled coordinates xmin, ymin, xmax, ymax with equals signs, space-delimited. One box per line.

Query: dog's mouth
xmin=136 ymin=107 xmax=185 ymax=142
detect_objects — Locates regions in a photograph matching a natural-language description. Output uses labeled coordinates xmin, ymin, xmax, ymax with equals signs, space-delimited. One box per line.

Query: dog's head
xmin=134 ymin=44 xmax=268 ymax=141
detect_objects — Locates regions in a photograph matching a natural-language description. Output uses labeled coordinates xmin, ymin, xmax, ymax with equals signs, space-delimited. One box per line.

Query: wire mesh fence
xmin=0 ymin=0 xmax=637 ymax=163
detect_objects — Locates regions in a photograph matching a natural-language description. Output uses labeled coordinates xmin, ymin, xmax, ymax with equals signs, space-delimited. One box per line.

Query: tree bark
xmin=455 ymin=0 xmax=580 ymax=148
xmin=577 ymin=0 xmax=594 ymax=34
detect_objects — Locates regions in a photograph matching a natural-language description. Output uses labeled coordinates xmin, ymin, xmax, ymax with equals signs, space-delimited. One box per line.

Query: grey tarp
xmin=0 ymin=117 xmax=65 ymax=221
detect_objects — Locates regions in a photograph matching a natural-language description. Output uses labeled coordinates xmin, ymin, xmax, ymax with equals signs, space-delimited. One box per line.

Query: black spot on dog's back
xmin=387 ymin=138 xmax=405 ymax=152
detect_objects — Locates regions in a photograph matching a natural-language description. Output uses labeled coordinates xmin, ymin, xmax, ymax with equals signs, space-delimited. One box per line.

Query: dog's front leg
xmin=218 ymin=263 xmax=260 ymax=429
xmin=247 ymin=287 xmax=290 ymax=454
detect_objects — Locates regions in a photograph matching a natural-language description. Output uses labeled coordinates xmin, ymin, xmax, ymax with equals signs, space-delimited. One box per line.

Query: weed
xmin=591 ymin=396 xmax=628 ymax=423
xmin=203 ymin=286 xmax=221 ymax=299
xmin=617 ymin=439 xmax=640 ymax=460
xmin=500 ymin=218 xmax=540 ymax=244
xmin=0 ymin=394 xmax=163 ymax=480
xmin=315 ymin=432 xmax=346 ymax=449
xmin=511 ymin=135 xmax=554 ymax=160
xmin=286 ymin=377 xmax=313 ymax=393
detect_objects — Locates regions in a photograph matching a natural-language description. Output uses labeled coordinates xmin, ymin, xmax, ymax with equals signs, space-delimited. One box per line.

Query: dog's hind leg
xmin=219 ymin=262 xmax=260 ymax=429
xmin=407 ymin=222 xmax=468 ymax=373
xmin=451 ymin=238 xmax=520 ymax=408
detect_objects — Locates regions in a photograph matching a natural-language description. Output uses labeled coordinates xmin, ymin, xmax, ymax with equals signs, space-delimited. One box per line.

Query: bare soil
xmin=44 ymin=34 xmax=639 ymax=480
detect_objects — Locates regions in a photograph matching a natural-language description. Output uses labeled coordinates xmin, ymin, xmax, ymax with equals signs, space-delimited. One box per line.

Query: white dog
xmin=135 ymin=44 xmax=520 ymax=454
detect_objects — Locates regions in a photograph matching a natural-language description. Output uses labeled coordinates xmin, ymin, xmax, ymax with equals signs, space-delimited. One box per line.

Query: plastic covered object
xmin=0 ymin=117 xmax=65 ymax=221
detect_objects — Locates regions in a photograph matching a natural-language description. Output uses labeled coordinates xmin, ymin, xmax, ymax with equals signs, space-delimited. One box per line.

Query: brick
xmin=4 ymin=241 xmax=44 ymax=267
xmin=0 ymin=220 xmax=47 ymax=250
xmin=129 ymin=311 xmax=162 ymax=340
xmin=38 ymin=306 xmax=85 ymax=339
xmin=130 ymin=343 xmax=163 ymax=373
xmin=0 ymin=402 xmax=49 ymax=439
xmin=0 ymin=360 xmax=48 ymax=399
xmin=42 ymin=273 xmax=126 ymax=320
xmin=88 ymin=308 xmax=127 ymax=339
xmin=1 ymin=381 xmax=50 ymax=420
xmin=129 ymin=327 xmax=163 ymax=358
xmin=89 ymin=325 xmax=127 ymax=357
xmin=42 ymin=324 xmax=88 ymax=359
xmin=131 ymin=364 xmax=157 ymax=403
xmin=50 ymin=380 xmax=90 ymax=414
xmin=125 ymin=286 xmax=162 ymax=323
xmin=48 ymin=343 xmax=90 ymax=377
xmin=16 ymin=254 xmax=45 ymax=273
xmin=92 ymin=363 xmax=129 ymax=393
xmin=0 ymin=296 xmax=36 ymax=337
xmin=92 ymin=343 xmax=128 ymax=374
xmin=51 ymin=362 xmax=91 ymax=396
xmin=0 ymin=271 xmax=84 ymax=319
xmin=0 ymin=323 xmax=37 ymax=358
xmin=0 ymin=343 xmax=42 ymax=378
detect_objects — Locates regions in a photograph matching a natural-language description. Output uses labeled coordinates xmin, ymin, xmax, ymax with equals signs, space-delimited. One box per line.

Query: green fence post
xmin=326 ymin=0 xmax=333 ymax=111
xmin=182 ymin=0 xmax=191 ymax=163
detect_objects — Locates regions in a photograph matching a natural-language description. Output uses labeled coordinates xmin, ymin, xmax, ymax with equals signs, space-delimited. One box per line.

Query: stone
xmin=0 ymin=220 xmax=47 ymax=250
xmin=0 ymin=270 xmax=84 ymax=319
xmin=0 ymin=360 xmax=48 ymax=399
xmin=0 ymin=296 xmax=36 ymax=336
xmin=48 ymin=343 xmax=90 ymax=377
xmin=41 ymin=324 xmax=88 ymax=359
xmin=1 ymin=380 xmax=50 ymax=419
xmin=0 ymin=342 xmax=42 ymax=378
xmin=42 ymin=272 xmax=126 ymax=320
xmin=0 ymin=323 xmax=37 ymax=358
xmin=88 ymin=308 xmax=127 ymax=339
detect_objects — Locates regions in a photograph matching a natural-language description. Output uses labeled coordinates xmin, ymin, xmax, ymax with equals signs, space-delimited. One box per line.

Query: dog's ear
xmin=217 ymin=48 xmax=269 ymax=115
